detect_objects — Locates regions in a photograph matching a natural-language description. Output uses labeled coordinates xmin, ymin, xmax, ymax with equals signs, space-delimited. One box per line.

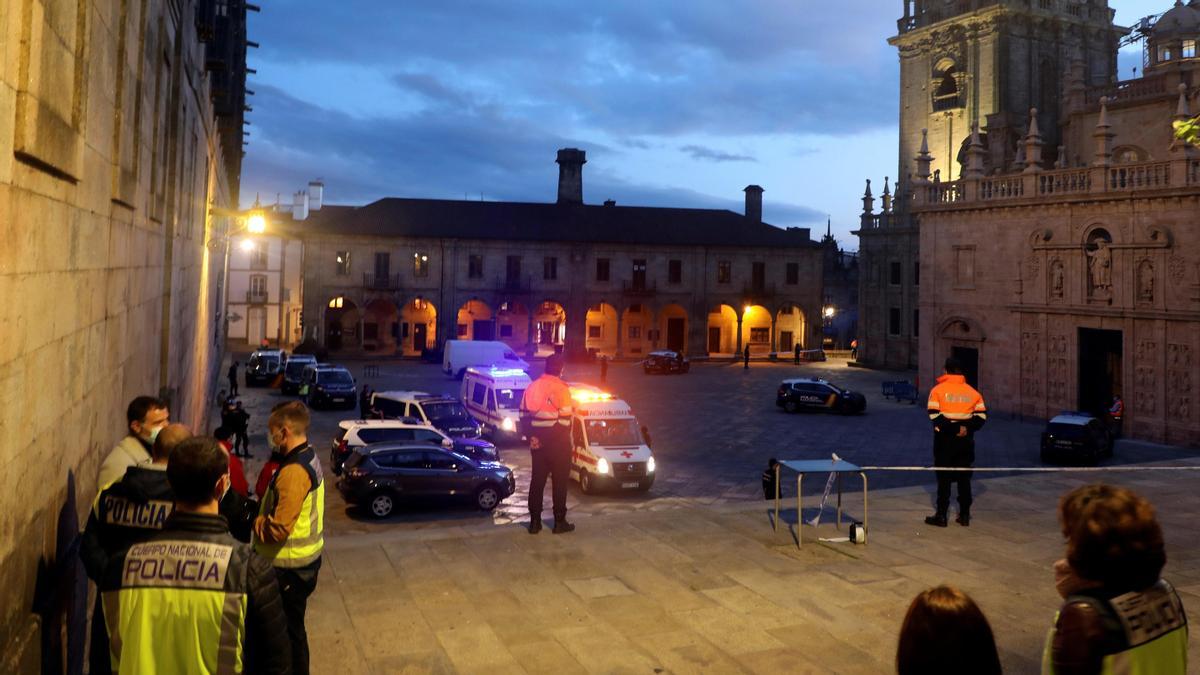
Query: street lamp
xmin=823 ymin=306 xmax=836 ymax=319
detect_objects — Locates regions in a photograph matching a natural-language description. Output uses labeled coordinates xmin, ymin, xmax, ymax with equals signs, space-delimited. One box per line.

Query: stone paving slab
xmin=311 ymin=465 xmax=1200 ymax=674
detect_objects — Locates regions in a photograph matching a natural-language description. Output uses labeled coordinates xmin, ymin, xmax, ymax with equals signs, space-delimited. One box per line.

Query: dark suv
xmin=337 ymin=444 xmax=515 ymax=518
xmin=245 ymin=349 xmax=284 ymax=386
xmin=776 ymin=378 xmax=866 ymax=414
xmin=1041 ymin=413 xmax=1114 ymax=464
xmin=643 ymin=350 xmax=690 ymax=374
xmin=281 ymin=355 xmax=318 ymax=395
xmin=300 ymin=365 xmax=357 ymax=409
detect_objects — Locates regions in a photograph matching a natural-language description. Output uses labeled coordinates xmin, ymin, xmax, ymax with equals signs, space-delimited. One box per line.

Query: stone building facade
xmin=0 ymin=0 xmax=250 ymax=666
xmin=901 ymin=1 xmax=1200 ymax=445
xmin=858 ymin=0 xmax=1128 ymax=371
xmin=296 ymin=151 xmax=825 ymax=362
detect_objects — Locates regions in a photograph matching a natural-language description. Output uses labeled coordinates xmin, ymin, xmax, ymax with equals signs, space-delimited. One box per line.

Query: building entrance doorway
xmin=1079 ymin=328 xmax=1122 ymax=417
xmin=708 ymin=327 xmax=721 ymax=354
xmin=666 ymin=318 xmax=685 ymax=352
xmin=413 ymin=323 xmax=427 ymax=352
xmin=951 ymin=346 xmax=979 ymax=389
xmin=473 ymin=320 xmax=495 ymax=341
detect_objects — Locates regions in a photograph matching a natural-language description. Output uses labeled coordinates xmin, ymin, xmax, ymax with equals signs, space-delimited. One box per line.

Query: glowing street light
xmin=239 ymin=239 xmax=256 ymax=252
xmin=245 ymin=210 xmax=267 ymax=234
xmin=823 ymin=306 xmax=836 ymax=319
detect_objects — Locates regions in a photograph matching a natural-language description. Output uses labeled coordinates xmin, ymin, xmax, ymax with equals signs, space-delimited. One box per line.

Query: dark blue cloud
xmin=680 ymin=145 xmax=756 ymax=163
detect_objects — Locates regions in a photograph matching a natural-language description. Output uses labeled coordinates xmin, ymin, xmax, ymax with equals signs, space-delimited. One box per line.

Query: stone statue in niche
xmin=1050 ymin=259 xmax=1064 ymax=299
xmin=1087 ymin=240 xmax=1112 ymax=291
xmin=1138 ymin=260 xmax=1154 ymax=302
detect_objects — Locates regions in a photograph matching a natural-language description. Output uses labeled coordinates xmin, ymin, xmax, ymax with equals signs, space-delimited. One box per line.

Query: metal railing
xmin=621 ymin=280 xmax=657 ymax=296
xmin=245 ymin=290 xmax=269 ymax=304
xmin=362 ymin=273 xmax=401 ymax=290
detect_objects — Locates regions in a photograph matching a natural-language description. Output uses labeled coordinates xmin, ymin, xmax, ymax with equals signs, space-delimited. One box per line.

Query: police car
xmin=567 ymin=384 xmax=655 ymax=494
xmin=330 ymin=419 xmax=498 ymax=475
xmin=370 ymin=391 xmax=483 ymax=439
xmin=1040 ymin=412 xmax=1114 ymax=465
xmin=776 ymin=377 xmax=866 ymax=414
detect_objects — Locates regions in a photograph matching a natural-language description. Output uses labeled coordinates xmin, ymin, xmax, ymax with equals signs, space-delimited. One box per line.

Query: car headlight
xmin=647 ymin=456 xmax=656 ymax=473
xmin=501 ymin=417 xmax=515 ymax=432
xmin=596 ymin=457 xmax=610 ymax=475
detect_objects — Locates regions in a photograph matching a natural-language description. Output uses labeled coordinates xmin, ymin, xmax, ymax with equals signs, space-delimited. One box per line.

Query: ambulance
xmin=461 ymin=366 xmax=532 ymax=439
xmin=567 ymin=384 xmax=656 ymax=494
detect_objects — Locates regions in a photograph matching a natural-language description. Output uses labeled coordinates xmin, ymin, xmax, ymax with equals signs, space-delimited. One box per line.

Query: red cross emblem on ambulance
xmin=620 ymin=451 xmax=633 ymax=458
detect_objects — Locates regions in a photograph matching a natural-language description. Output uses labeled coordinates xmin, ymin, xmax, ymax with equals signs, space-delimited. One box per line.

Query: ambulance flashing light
xmin=483 ymin=367 xmax=528 ymax=378
xmin=570 ymin=387 xmax=614 ymax=404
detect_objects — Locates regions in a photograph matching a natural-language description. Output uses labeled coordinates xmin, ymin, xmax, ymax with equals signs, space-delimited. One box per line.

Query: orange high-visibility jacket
xmin=520 ymin=374 xmax=573 ymax=430
xmin=1109 ymin=398 xmax=1124 ymax=419
xmin=927 ymin=374 xmax=987 ymax=432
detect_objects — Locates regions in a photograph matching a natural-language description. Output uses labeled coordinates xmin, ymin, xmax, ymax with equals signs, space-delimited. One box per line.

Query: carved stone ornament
xmin=1168 ymin=255 xmax=1188 ymax=284
xmin=1137 ymin=259 xmax=1155 ymax=302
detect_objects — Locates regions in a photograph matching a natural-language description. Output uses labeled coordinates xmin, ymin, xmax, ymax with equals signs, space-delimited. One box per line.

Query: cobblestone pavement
xmin=224 ymin=354 xmax=1200 ymax=535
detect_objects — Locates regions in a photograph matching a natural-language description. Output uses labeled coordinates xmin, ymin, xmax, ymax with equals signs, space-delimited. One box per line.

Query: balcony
xmin=742 ymin=283 xmax=776 ymax=302
xmin=497 ymin=276 xmax=532 ymax=293
xmin=245 ymin=290 xmax=269 ymax=304
xmin=362 ymin=273 xmax=401 ymax=290
xmin=621 ymin=280 xmax=657 ymax=296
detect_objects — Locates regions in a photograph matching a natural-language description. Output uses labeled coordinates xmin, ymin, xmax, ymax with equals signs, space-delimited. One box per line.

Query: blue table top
xmin=779 ymin=459 xmax=862 ymax=473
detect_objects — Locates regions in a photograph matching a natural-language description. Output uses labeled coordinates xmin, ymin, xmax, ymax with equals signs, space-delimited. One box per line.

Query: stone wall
xmin=0 ymin=0 xmax=235 ymax=667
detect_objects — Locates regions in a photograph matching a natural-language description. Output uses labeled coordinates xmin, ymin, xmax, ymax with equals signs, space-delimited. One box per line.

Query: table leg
xmin=797 ymin=473 xmax=803 ymax=549
xmin=773 ymin=464 xmax=781 ymax=532
xmin=860 ymin=472 xmax=869 ymax=546
xmin=836 ymin=472 xmax=843 ymax=530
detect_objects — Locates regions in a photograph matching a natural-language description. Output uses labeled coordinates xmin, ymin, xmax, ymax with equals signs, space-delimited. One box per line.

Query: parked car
xmin=330 ymin=419 xmax=497 ymax=475
xmin=281 ymin=354 xmax=318 ymax=395
xmin=776 ymin=377 xmax=866 ymax=414
xmin=642 ymin=350 xmax=690 ymax=374
xmin=370 ymin=391 xmax=483 ymax=439
xmin=1040 ymin=412 xmax=1114 ymax=464
xmin=337 ymin=443 xmax=516 ymax=518
xmin=300 ymin=364 xmax=357 ymax=409
xmin=245 ymin=349 xmax=284 ymax=386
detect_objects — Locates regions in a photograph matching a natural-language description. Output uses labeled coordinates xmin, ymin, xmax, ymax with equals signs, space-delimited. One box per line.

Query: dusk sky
xmin=242 ymin=1 xmax=1167 ymax=248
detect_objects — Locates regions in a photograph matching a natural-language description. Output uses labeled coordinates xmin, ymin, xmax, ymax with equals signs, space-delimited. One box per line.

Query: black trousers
xmin=88 ymin=593 xmax=112 ymax=675
xmin=228 ymin=376 xmax=238 ymax=396
xmin=934 ymin=441 xmax=974 ymax=515
xmin=276 ymin=559 xmax=321 ymax=675
xmin=529 ymin=444 xmax=571 ymax=523
xmin=234 ymin=430 xmax=249 ymax=454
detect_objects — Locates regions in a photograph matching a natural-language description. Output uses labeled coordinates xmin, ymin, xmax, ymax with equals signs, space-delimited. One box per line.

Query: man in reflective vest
xmin=520 ymin=354 xmax=575 ymax=534
xmin=100 ymin=436 xmax=290 ymax=674
xmin=254 ymin=401 xmax=324 ymax=675
xmin=925 ymin=357 xmax=987 ymax=527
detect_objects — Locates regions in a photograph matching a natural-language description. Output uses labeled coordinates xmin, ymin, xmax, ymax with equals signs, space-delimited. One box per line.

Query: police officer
xmin=254 ymin=401 xmax=324 ymax=675
xmin=520 ymin=354 xmax=575 ymax=534
xmin=99 ymin=436 xmax=290 ymax=674
xmin=925 ymin=357 xmax=987 ymax=527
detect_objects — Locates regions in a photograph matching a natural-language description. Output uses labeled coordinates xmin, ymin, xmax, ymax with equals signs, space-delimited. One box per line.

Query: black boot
xmin=924 ymin=513 xmax=949 ymax=527
xmin=527 ymin=519 xmax=543 ymax=535
xmin=956 ymin=512 xmax=971 ymax=527
xmin=552 ymin=520 xmax=575 ymax=534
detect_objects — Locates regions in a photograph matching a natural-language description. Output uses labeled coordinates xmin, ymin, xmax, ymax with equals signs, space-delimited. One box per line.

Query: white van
xmin=442 ymin=340 xmax=529 ymax=378
xmin=566 ymin=384 xmax=655 ymax=494
xmin=461 ymin=367 xmax=532 ymax=437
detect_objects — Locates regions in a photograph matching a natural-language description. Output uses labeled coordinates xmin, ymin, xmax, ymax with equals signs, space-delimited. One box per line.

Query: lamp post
xmin=207 ymin=203 xmax=270 ymax=349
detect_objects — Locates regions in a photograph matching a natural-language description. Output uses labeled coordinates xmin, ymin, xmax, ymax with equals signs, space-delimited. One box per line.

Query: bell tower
xmin=890 ymin=0 xmax=1124 ymax=184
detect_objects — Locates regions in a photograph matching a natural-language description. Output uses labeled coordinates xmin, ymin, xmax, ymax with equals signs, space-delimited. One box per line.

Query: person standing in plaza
xmin=359 ymin=384 xmax=373 ymax=421
xmin=230 ymin=401 xmax=251 ymax=458
xmin=228 ymin=361 xmax=239 ymax=397
xmin=99 ymin=436 xmax=290 ymax=674
xmin=599 ymin=354 xmax=608 ymax=384
xmin=924 ymin=357 xmax=987 ymax=527
xmin=1108 ymin=394 xmax=1124 ymax=438
xmin=254 ymin=401 xmax=325 ymax=675
xmin=520 ymin=354 xmax=575 ymax=534
xmin=743 ymin=343 xmax=751 ymax=370
xmin=793 ymin=343 xmax=801 ymax=365
xmin=850 ymin=338 xmax=858 ymax=360
xmin=99 ymin=396 xmax=170 ymax=490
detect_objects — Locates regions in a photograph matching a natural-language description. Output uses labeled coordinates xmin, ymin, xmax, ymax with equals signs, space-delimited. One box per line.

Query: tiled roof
xmin=282 ymin=198 xmax=816 ymax=249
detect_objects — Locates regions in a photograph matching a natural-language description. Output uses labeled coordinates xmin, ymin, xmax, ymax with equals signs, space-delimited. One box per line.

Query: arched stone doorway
xmin=325 ymin=296 xmax=360 ymax=352
xmin=657 ymin=303 xmax=688 ymax=353
xmin=456 ymin=299 xmax=494 ymax=341
xmin=495 ymin=301 xmax=531 ymax=353
xmin=585 ymin=303 xmax=619 ymax=358
xmin=706 ymin=304 xmax=738 ymax=355
xmin=400 ymin=297 xmax=437 ymax=356
xmin=741 ymin=304 xmax=772 ymax=355
xmin=775 ymin=304 xmax=807 ymax=353
xmin=534 ymin=301 xmax=566 ymax=355
xmin=362 ymin=298 xmax=400 ymax=354
xmin=621 ymin=304 xmax=651 ymax=357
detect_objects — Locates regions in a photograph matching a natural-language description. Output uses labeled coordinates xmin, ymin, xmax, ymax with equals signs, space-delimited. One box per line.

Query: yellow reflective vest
xmin=254 ymin=445 xmax=325 ymax=568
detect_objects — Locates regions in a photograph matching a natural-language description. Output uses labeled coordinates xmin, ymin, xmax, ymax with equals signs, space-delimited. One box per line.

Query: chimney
xmin=307 ymin=180 xmax=324 ymax=210
xmin=743 ymin=185 xmax=763 ymax=224
xmin=292 ymin=191 xmax=309 ymax=221
xmin=556 ymin=148 xmax=586 ymax=204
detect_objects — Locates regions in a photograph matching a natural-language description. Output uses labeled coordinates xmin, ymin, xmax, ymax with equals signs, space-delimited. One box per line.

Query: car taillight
xmin=348 ymin=466 xmax=366 ymax=478
xmin=337 ymin=439 xmax=348 ymax=455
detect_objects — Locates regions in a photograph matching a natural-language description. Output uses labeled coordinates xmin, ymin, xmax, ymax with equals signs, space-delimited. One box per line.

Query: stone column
xmin=615 ymin=309 xmax=624 ymax=358
xmin=735 ymin=312 xmax=744 ymax=359
xmin=770 ymin=313 xmax=778 ymax=354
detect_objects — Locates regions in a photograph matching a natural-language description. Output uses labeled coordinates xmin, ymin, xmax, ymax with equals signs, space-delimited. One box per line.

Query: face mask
xmin=141 ymin=425 xmax=163 ymax=445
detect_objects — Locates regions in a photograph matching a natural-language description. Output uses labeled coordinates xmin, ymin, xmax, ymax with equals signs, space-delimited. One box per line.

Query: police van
xmin=566 ymin=384 xmax=655 ymax=494
xmin=461 ymin=367 xmax=532 ymax=438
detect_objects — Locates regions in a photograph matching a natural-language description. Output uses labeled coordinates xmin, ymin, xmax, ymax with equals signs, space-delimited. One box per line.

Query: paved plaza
xmin=224 ymin=356 xmax=1200 ymax=673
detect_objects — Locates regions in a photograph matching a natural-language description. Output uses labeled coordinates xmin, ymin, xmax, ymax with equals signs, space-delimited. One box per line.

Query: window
xmin=358 ymin=428 xmax=415 ymax=444
xmin=914 ymin=261 xmax=920 ymax=286
xmin=335 ymin=251 xmax=351 ymax=275
xmin=1159 ymin=46 xmax=1174 ymax=62
xmin=468 ymin=254 xmax=483 ymax=279
xmin=913 ymin=309 xmax=920 ymax=337
xmin=426 ymin=452 xmax=459 ymax=471
xmin=499 ymin=324 xmax=513 ymax=338
xmin=250 ymin=243 xmax=268 ymax=269
xmin=588 ymin=325 xmax=602 ymax=339
xmin=751 ymin=262 xmax=766 ymax=290
xmin=413 ymin=252 xmax=429 ymax=277
xmin=472 ymin=383 xmax=487 ymax=406
xmin=932 ymin=66 xmax=959 ymax=111
xmin=750 ymin=327 xmax=769 ymax=343
xmin=249 ymin=275 xmax=267 ymax=299
xmin=786 ymin=262 xmax=799 ymax=285
xmin=668 ymin=260 xmax=682 ymax=284
xmin=373 ymin=397 xmax=406 ymax=418
xmin=889 ymin=308 xmax=901 ymax=336
xmin=596 ymin=258 xmax=610 ymax=282
xmin=374 ymin=252 xmax=390 ymax=280
xmin=717 ymin=261 xmax=731 ymax=284
xmin=1184 ymin=40 xmax=1197 ymax=59
xmin=375 ymin=452 xmax=427 ymax=469
xmin=632 ymin=259 xmax=647 ymax=288
xmin=544 ymin=256 xmax=558 ymax=280
xmin=414 ymin=429 xmax=444 ymax=444
xmin=506 ymin=256 xmax=521 ymax=285
xmin=628 ymin=325 xmax=641 ymax=339
xmin=890 ymin=261 xmax=902 ymax=285
xmin=363 ymin=323 xmax=379 ymax=340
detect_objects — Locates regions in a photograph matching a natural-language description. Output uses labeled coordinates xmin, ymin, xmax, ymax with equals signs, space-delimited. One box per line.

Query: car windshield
xmin=494 ymin=388 xmax=525 ymax=409
xmin=285 ymin=362 xmax=308 ymax=377
xmin=1047 ymin=423 xmax=1089 ymax=439
xmin=343 ymin=452 xmax=365 ymax=470
xmin=318 ymin=370 xmax=354 ymax=385
xmin=585 ymin=418 xmax=642 ymax=446
xmin=423 ymin=400 xmax=472 ymax=422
